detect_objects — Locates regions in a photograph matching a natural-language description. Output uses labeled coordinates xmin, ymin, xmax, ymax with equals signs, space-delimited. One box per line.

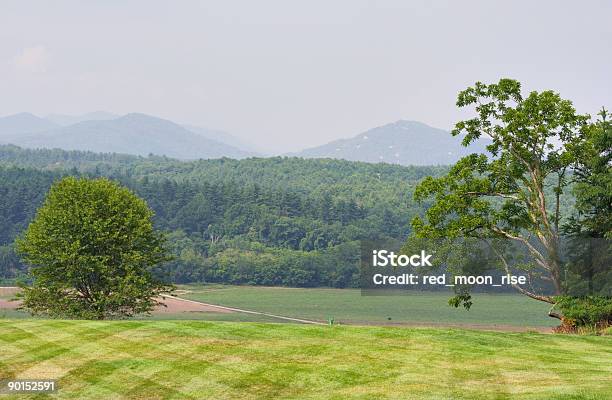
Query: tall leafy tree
xmin=555 ymin=109 xmax=612 ymax=328
xmin=410 ymin=79 xmax=589 ymax=319
xmin=565 ymin=108 xmax=612 ymax=239
xmin=17 ymin=177 xmax=171 ymax=319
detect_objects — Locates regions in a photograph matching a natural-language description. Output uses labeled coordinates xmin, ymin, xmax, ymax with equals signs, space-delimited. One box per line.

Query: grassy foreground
xmin=1 ymin=320 xmax=611 ymax=399
xmin=181 ymin=285 xmax=557 ymax=328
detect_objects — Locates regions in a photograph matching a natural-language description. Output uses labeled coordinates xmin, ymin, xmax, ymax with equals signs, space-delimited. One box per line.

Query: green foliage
xmin=0 ymin=244 xmax=25 ymax=282
xmin=161 ymin=233 xmax=360 ymax=287
xmin=410 ymin=78 xmax=591 ymax=311
xmin=448 ymin=290 xmax=473 ymax=310
xmin=0 ymin=166 xmax=62 ymax=245
xmin=557 ymin=110 xmax=612 ymax=330
xmin=0 ymin=152 xmax=445 ymax=288
xmin=555 ymin=296 xmax=612 ymax=329
xmin=565 ymin=108 xmax=612 ymax=239
xmin=16 ymin=177 xmax=171 ymax=319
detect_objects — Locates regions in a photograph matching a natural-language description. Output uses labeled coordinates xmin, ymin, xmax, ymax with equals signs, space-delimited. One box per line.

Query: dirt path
xmin=167 ymin=295 xmax=327 ymax=325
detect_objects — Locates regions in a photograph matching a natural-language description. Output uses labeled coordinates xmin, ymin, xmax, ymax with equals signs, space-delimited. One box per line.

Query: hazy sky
xmin=1 ymin=1 xmax=610 ymax=153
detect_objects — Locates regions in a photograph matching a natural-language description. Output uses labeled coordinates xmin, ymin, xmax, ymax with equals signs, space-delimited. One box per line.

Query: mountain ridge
xmin=290 ymin=120 xmax=489 ymax=166
xmin=45 ymin=111 xmax=119 ymax=126
xmin=0 ymin=112 xmax=489 ymax=165
xmin=0 ymin=112 xmax=59 ymax=139
xmin=0 ymin=112 xmax=254 ymax=160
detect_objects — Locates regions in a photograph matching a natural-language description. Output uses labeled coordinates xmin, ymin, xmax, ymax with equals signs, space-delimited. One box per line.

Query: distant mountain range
xmin=45 ymin=111 xmax=119 ymax=126
xmin=0 ymin=112 xmax=59 ymax=136
xmin=182 ymin=124 xmax=259 ymax=154
xmin=0 ymin=112 xmax=488 ymax=164
xmin=290 ymin=120 xmax=489 ymax=166
xmin=0 ymin=112 xmax=255 ymax=160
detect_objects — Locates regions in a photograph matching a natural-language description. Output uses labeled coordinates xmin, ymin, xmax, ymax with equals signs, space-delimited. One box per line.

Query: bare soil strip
xmin=0 ymin=299 xmax=21 ymax=309
xmin=0 ymin=286 xmax=21 ymax=298
xmin=0 ymin=288 xmax=233 ymax=315
xmin=156 ymin=295 xmax=233 ymax=314
xmin=0 ymin=287 xmax=21 ymax=309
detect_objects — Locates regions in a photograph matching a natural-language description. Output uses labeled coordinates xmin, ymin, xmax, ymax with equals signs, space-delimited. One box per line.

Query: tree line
xmin=0 ymin=153 xmax=446 ymax=287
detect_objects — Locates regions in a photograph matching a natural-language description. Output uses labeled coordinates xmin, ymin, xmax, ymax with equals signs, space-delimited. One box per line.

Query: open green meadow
xmin=4 ymin=285 xmax=558 ymax=328
xmin=180 ymin=285 xmax=558 ymax=328
xmin=2 ymin=286 xmax=610 ymax=398
xmin=1 ymin=319 xmax=611 ymax=400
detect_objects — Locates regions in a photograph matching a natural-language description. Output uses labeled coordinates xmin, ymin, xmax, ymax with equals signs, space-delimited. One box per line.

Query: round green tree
xmin=17 ymin=177 xmax=172 ymax=319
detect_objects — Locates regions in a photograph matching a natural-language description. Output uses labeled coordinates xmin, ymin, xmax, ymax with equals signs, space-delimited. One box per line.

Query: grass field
xmin=2 ymin=285 xmax=560 ymax=329
xmin=180 ymin=285 xmax=558 ymax=328
xmin=1 ymin=319 xmax=611 ymax=399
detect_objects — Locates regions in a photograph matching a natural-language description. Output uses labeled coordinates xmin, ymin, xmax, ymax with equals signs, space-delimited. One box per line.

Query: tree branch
xmin=487 ymin=241 xmax=555 ymax=304
xmin=463 ymin=191 xmax=520 ymax=200
xmin=490 ymin=226 xmax=550 ymax=271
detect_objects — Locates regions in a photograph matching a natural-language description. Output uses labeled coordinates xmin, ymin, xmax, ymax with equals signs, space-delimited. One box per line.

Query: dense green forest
xmin=0 ymin=145 xmax=577 ymax=287
xmin=0 ymin=145 xmax=446 ymax=287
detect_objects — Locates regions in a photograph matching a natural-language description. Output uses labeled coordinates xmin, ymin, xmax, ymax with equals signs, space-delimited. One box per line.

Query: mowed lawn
xmin=180 ymin=285 xmax=558 ymax=328
xmin=1 ymin=320 xmax=611 ymax=400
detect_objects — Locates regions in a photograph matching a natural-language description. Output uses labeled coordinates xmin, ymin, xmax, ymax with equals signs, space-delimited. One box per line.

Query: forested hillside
xmin=0 ymin=145 xmax=446 ymax=286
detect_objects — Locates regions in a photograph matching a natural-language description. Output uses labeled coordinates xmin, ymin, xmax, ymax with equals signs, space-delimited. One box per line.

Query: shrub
xmin=554 ymin=296 xmax=612 ymax=333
